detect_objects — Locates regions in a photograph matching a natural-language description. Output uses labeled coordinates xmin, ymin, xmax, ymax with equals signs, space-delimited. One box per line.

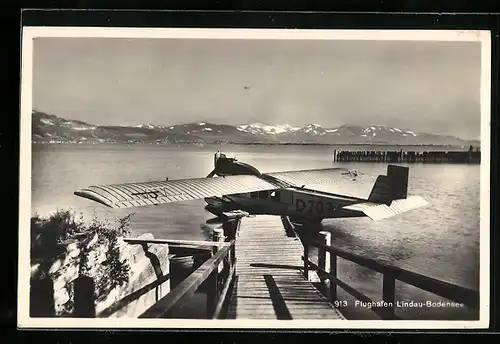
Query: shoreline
xmin=31 ymin=141 xmax=474 ymax=148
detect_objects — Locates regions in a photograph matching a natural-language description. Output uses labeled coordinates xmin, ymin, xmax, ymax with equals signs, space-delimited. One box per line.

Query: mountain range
xmin=31 ymin=110 xmax=479 ymax=146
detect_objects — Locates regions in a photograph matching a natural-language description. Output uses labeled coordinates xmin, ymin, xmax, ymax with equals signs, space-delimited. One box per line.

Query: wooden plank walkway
xmin=226 ymin=215 xmax=345 ymax=320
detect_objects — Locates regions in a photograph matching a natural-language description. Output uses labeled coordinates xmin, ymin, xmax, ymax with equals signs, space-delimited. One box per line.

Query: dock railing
xmin=301 ymin=232 xmax=479 ymax=320
xmin=138 ymin=238 xmax=237 ymax=319
xmin=30 ymin=235 xmax=236 ymax=319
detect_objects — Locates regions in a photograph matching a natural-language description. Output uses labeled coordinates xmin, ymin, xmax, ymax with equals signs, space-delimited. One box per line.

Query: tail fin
xmin=343 ymin=165 xmax=428 ymax=221
xmin=368 ymin=165 xmax=409 ymax=205
xmin=345 ymin=165 xmax=427 ymax=220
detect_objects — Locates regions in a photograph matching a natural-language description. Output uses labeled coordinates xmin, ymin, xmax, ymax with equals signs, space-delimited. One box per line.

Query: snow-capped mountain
xmin=236 ymin=123 xmax=301 ymax=135
xmin=35 ymin=111 xmax=97 ymax=131
xmin=31 ymin=110 xmax=478 ymax=146
xmin=133 ymin=123 xmax=167 ymax=130
xmin=163 ymin=121 xmax=270 ymax=143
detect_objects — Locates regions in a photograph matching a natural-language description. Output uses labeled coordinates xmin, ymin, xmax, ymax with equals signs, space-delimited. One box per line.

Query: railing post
xmin=206 ymin=269 xmax=218 ymax=319
xmin=74 ymin=275 xmax=96 ymax=317
xmin=206 ymin=228 xmax=225 ymax=318
xmin=329 ymin=253 xmax=338 ymax=302
xmin=212 ymin=227 xmax=225 ymax=268
xmin=317 ymin=231 xmax=331 ymax=290
xmin=303 ymin=244 xmax=309 ymax=280
xmin=382 ymin=273 xmax=396 ymax=319
xmin=30 ymin=277 xmax=56 ymax=317
xmin=231 ymin=241 xmax=236 ymax=265
xmin=317 ymin=231 xmax=331 ymax=279
xmin=232 ymin=241 xmax=237 ymax=273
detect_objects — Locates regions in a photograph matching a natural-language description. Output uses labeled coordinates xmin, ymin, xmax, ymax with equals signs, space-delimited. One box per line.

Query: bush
xmin=78 ymin=212 xmax=133 ymax=297
xmin=31 ymin=210 xmax=86 ymax=268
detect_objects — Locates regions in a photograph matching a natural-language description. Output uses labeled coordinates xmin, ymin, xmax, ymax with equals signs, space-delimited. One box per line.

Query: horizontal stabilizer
xmin=264 ymin=167 xmax=351 ymax=187
xmin=343 ymin=196 xmax=429 ymax=221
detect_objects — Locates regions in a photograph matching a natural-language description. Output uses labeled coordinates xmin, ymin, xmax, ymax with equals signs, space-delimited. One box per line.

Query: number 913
xmin=333 ymin=300 xmax=348 ymax=307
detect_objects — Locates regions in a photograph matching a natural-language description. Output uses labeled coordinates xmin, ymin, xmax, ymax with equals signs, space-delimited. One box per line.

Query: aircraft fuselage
xmin=204 ymin=187 xmax=365 ymax=223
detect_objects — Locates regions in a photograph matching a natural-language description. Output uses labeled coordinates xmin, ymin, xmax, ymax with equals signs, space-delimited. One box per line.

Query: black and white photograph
xmin=19 ymin=27 xmax=490 ymax=329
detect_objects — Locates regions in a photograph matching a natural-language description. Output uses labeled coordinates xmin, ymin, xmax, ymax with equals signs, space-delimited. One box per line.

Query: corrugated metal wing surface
xmin=74 ymin=175 xmax=276 ymax=209
xmin=343 ymin=196 xmax=429 ymax=221
xmin=265 ymin=168 xmax=351 ymax=187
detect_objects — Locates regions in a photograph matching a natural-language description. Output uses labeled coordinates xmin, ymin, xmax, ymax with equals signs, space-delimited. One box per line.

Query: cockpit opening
xmin=270 ymin=190 xmax=280 ymax=202
xmin=258 ymin=190 xmax=268 ymax=199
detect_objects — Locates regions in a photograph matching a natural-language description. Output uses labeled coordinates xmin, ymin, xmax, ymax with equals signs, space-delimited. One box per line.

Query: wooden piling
xmin=30 ymin=278 xmax=56 ymax=317
xmin=333 ymin=149 xmax=480 ymax=164
xmin=222 ymin=220 xmax=239 ymax=240
xmin=74 ymin=275 xmax=96 ymax=317
xmin=212 ymin=227 xmax=225 ymax=242
xmin=382 ymin=273 xmax=396 ymax=319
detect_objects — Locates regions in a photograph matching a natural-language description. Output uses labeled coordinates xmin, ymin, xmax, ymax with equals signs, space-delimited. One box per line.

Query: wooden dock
xmin=226 ymin=215 xmax=345 ymax=320
xmin=31 ymin=215 xmax=479 ymax=321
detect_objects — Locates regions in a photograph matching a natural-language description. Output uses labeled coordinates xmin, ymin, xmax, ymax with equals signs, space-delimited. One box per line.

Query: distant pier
xmin=333 ymin=149 xmax=480 ymax=164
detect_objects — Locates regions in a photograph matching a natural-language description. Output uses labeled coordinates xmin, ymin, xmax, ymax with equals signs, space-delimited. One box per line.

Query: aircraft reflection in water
xmin=74 ymin=151 xmax=428 ymax=234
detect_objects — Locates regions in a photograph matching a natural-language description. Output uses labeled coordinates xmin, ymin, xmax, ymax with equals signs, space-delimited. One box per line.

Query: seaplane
xmin=73 ymin=152 xmax=428 ymax=235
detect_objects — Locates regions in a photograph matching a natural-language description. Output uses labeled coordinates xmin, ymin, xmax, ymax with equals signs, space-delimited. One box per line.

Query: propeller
xmin=341 ymin=169 xmax=362 ymax=177
xmin=340 ymin=168 xmax=372 ymax=181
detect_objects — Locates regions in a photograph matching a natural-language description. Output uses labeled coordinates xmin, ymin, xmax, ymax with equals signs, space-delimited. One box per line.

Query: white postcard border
xmin=18 ymin=27 xmax=491 ymax=330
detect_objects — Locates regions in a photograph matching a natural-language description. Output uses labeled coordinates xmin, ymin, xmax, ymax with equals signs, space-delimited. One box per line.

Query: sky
xmin=32 ymin=37 xmax=482 ymax=140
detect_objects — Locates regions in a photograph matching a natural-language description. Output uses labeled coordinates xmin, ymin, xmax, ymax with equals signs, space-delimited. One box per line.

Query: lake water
xmin=30 ymin=144 xmax=480 ymax=320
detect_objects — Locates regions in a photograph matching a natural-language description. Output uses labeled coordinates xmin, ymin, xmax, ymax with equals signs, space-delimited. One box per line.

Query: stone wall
xmin=30 ymin=233 xmax=170 ymax=318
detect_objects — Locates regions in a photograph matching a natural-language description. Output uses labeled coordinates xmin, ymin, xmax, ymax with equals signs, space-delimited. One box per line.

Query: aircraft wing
xmin=74 ymin=175 xmax=277 ymax=209
xmin=264 ymin=167 xmax=351 ymax=187
xmin=342 ymin=196 xmax=429 ymax=221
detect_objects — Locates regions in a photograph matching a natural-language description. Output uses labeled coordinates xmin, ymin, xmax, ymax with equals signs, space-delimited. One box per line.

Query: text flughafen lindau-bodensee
xmin=355 ymin=300 xmax=466 ymax=309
